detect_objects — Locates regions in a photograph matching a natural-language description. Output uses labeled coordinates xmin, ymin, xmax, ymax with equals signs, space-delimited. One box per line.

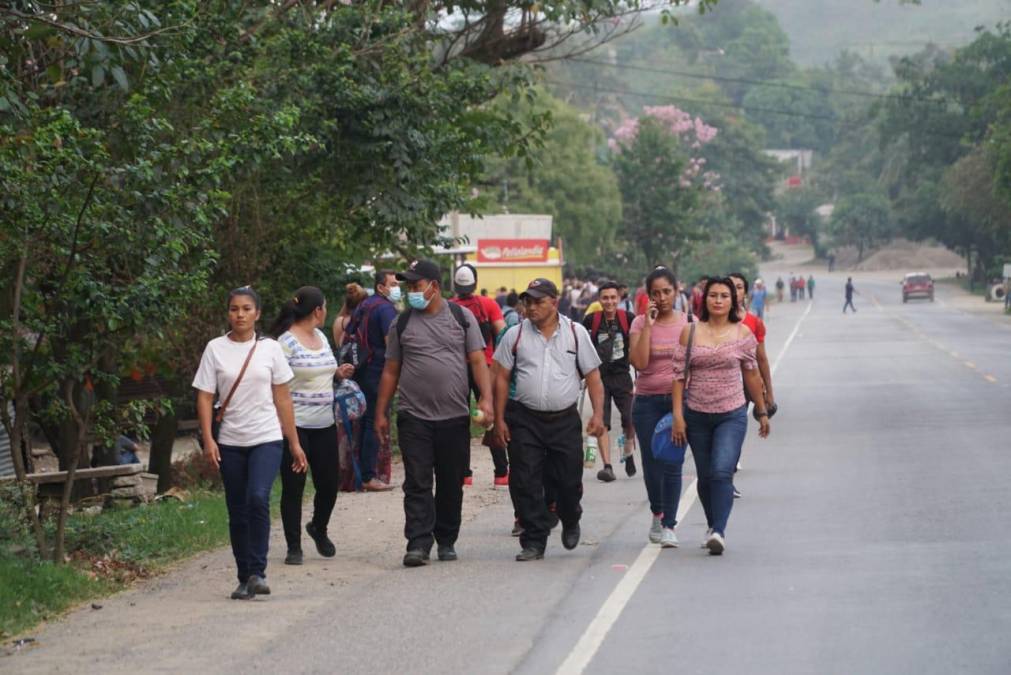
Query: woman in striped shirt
xmin=271 ymin=286 xmax=353 ymax=565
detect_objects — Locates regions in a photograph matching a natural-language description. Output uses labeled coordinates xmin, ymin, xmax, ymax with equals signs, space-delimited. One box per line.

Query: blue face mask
xmin=407 ymin=284 xmax=432 ymax=310
xmin=387 ymin=286 xmax=402 ymax=303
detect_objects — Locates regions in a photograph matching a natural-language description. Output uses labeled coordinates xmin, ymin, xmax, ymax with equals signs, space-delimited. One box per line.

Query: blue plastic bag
xmin=652 ymin=412 xmax=687 ymax=464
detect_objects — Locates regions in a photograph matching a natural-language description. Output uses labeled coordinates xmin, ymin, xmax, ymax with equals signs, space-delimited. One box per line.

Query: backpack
xmin=339 ymin=298 xmax=379 ymax=374
xmin=510 ymin=317 xmax=584 ymax=380
xmin=451 ymin=295 xmax=494 ymax=347
xmin=396 ymin=302 xmax=470 ymax=358
xmin=588 ymin=310 xmax=630 ymax=363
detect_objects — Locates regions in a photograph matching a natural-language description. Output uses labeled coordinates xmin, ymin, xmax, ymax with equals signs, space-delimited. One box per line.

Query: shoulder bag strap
xmin=683 ymin=322 xmax=696 ymax=393
xmin=215 ymin=338 xmax=258 ymax=423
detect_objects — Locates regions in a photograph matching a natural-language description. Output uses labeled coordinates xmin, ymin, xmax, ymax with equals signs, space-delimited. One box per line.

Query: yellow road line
xmin=965 ymin=361 xmax=977 ymax=369
xmin=984 ymin=375 xmax=998 ymax=383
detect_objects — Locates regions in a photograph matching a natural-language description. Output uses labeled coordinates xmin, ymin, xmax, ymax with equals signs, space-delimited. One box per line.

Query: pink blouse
xmin=672 ymin=333 xmax=758 ymax=413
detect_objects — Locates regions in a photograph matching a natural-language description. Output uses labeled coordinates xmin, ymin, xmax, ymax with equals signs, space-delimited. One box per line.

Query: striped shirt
xmin=279 ymin=329 xmax=338 ymax=428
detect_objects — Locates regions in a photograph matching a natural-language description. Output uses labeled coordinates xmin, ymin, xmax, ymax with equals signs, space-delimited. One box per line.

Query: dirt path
xmin=4 ymin=442 xmax=507 ymax=672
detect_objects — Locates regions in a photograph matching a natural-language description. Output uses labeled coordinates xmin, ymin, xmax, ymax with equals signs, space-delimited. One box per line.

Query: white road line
xmin=555 ymin=480 xmax=698 ymax=675
xmin=772 ymin=300 xmax=813 ymax=375
xmin=555 ymin=301 xmax=814 ymax=675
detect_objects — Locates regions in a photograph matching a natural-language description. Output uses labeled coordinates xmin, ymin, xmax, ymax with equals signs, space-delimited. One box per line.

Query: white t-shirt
xmin=278 ymin=329 xmax=337 ymax=429
xmin=192 ymin=335 xmax=294 ymax=447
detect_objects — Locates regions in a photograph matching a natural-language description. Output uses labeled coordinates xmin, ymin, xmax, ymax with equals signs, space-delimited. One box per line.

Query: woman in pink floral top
xmin=672 ymin=277 xmax=770 ymax=556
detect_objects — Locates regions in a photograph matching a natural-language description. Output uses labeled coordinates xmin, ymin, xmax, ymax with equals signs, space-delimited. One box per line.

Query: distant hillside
xmin=755 ymin=0 xmax=1011 ymax=66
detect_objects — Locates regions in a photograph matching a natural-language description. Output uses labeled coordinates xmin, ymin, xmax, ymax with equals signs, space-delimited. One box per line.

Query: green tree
xmin=612 ymin=117 xmax=710 ymax=271
xmin=776 ymin=187 xmax=825 ymax=253
xmin=484 ymin=91 xmax=621 ymax=267
xmin=829 ymin=191 xmax=893 ymax=262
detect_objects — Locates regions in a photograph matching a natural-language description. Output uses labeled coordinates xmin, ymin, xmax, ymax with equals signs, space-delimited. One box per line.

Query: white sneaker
xmin=660 ymin=527 xmax=679 ymax=548
xmin=705 ymin=531 xmax=725 ymax=556
xmin=700 ymin=528 xmax=713 ymax=548
xmin=648 ymin=515 xmax=662 ymax=544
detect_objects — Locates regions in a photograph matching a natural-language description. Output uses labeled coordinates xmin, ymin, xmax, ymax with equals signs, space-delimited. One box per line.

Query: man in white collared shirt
xmin=493 ymin=278 xmax=605 ymax=561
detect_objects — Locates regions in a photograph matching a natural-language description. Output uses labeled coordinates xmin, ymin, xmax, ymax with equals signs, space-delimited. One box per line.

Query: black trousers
xmin=397 ymin=411 xmax=470 ymax=552
xmin=601 ymin=369 xmax=634 ymax=432
xmin=464 ymin=377 xmax=508 ymax=478
xmin=506 ymin=400 xmax=583 ymax=551
xmin=281 ymin=425 xmax=340 ymax=552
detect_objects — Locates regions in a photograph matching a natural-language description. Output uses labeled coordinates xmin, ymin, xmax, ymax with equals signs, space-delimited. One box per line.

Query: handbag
xmin=211 ymin=338 xmax=258 ymax=442
xmin=650 ymin=322 xmax=695 ymax=464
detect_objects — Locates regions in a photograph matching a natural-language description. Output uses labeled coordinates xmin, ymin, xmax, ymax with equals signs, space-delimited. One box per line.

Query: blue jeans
xmin=356 ymin=369 xmax=383 ymax=483
xmin=632 ymin=394 xmax=683 ymax=528
xmin=218 ymin=441 xmax=283 ymax=582
xmin=684 ymin=405 xmax=748 ymax=536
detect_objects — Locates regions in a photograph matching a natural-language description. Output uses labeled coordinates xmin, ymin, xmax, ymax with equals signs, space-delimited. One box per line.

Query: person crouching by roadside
xmin=271 ymin=286 xmax=351 ymax=566
xmin=493 ymin=278 xmax=605 ymax=561
xmin=375 ymin=260 xmax=494 ymax=567
xmin=193 ymin=286 xmax=307 ymax=600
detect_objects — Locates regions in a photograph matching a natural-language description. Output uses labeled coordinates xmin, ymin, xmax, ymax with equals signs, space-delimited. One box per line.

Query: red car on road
xmin=902 ymin=273 xmax=934 ymax=303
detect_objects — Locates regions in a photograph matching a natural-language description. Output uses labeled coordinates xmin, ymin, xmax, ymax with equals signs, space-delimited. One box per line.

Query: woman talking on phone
xmin=671 ymin=277 xmax=769 ymax=556
xmin=193 ymin=287 xmax=308 ymax=600
xmin=629 ymin=266 xmax=689 ymax=548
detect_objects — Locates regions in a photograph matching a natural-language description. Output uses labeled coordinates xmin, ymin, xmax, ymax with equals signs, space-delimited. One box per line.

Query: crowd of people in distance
xmin=775 ymin=273 xmax=816 ymax=303
xmin=193 ymin=261 xmax=779 ymax=600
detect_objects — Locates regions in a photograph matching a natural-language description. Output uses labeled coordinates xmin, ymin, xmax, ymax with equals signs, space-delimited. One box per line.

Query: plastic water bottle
xmin=617 ymin=433 xmax=626 ymax=461
xmin=584 ymin=436 xmax=598 ymax=469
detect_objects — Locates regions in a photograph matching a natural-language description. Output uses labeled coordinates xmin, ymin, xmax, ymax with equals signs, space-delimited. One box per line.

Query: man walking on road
xmin=494 ymin=279 xmax=605 ymax=561
xmin=375 ymin=260 xmax=493 ymax=567
xmin=582 ymin=281 xmax=636 ymax=482
xmin=843 ymin=277 xmax=857 ymax=313
xmin=807 ymin=275 xmax=816 ymax=300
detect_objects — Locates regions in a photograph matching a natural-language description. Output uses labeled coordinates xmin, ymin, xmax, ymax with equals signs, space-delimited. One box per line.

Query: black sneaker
xmin=547 ymin=507 xmax=560 ymax=530
xmin=511 ymin=520 xmax=524 ymax=537
xmin=733 ymin=486 xmax=742 ymax=499
xmin=403 ymin=549 xmax=430 ymax=567
xmin=306 ymin=522 xmax=336 ymax=558
xmin=515 ymin=547 xmax=545 ymax=562
xmin=624 ymin=455 xmax=637 ymax=477
xmin=284 ymin=549 xmax=304 ymax=565
xmin=247 ymin=575 xmax=270 ymax=595
xmin=437 ymin=545 xmax=458 ymax=561
xmin=596 ymin=465 xmax=616 ymax=483
xmin=230 ymin=581 xmax=254 ymax=600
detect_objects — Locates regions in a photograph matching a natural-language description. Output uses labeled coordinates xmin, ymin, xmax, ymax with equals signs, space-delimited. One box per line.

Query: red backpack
xmin=452 ymin=295 xmax=494 ymax=347
xmin=588 ymin=309 xmax=630 ymax=343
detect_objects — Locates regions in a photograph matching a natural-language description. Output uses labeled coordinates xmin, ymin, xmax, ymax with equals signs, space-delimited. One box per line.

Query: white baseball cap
xmin=454 ymin=264 xmax=478 ymax=294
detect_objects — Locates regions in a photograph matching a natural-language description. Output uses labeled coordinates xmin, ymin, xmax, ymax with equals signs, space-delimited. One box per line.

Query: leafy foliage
xmin=482 ymin=89 xmax=622 ymax=267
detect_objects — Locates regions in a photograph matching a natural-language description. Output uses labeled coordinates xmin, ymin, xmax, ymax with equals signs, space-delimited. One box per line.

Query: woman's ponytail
xmin=270 ymin=286 xmax=326 ymax=338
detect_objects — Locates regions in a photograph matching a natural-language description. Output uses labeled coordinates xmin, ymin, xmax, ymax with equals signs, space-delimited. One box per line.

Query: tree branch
xmin=5 ymin=8 xmax=184 ymax=46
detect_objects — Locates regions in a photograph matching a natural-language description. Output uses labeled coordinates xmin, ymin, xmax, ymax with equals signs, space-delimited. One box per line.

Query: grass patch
xmin=0 ymin=478 xmax=295 ymax=638
xmin=0 ymin=555 xmax=109 ymax=639
xmin=936 ymin=276 xmax=990 ymax=299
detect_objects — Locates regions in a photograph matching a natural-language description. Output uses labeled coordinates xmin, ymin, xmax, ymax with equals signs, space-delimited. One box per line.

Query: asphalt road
xmin=10 ymin=273 xmax=1011 ymax=674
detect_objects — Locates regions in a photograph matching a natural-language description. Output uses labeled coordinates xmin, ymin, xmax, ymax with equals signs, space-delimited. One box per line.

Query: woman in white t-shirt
xmin=193 ymin=287 xmax=307 ymax=601
xmin=270 ymin=286 xmax=354 ymax=566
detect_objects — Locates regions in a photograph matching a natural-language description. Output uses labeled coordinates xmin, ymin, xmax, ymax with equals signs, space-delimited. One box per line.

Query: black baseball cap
xmin=396 ymin=259 xmax=441 ymax=283
xmin=519 ymin=278 xmax=559 ymax=300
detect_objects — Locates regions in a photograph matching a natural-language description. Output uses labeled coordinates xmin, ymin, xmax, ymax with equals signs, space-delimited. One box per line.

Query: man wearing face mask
xmin=346 ymin=269 xmax=401 ymax=491
xmin=375 ymin=260 xmax=494 ymax=567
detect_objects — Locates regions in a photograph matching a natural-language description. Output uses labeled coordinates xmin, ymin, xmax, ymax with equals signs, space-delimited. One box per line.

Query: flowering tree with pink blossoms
xmin=610 ymin=106 xmax=721 ymax=270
